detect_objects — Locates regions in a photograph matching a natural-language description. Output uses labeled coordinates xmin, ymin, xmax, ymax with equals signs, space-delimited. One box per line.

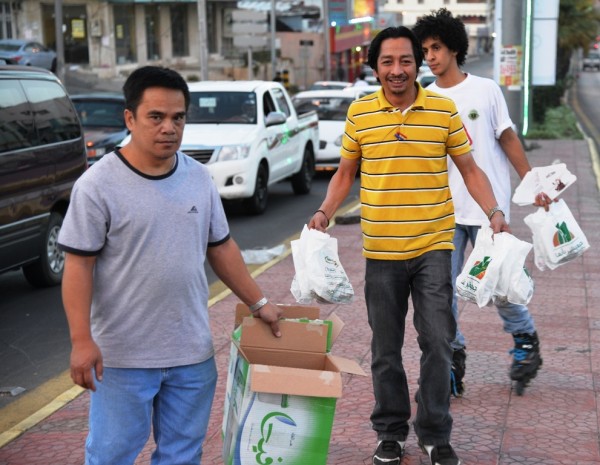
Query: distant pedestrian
xmin=354 ymin=72 xmax=369 ymax=86
xmin=273 ymin=71 xmax=282 ymax=82
xmin=58 ymin=65 xmax=282 ymax=465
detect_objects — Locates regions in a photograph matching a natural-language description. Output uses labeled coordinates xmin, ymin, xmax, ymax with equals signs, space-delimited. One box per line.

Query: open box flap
xmin=240 ymin=317 xmax=330 ymax=354
xmin=326 ymin=354 xmax=367 ymax=376
xmin=235 ymin=303 xmax=320 ymax=327
xmin=250 ymin=364 xmax=343 ymax=398
xmin=328 ymin=312 xmax=344 ymax=346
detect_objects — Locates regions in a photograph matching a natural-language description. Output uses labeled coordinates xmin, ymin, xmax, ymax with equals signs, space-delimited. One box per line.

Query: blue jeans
xmin=365 ymin=251 xmax=455 ymax=446
xmin=451 ymin=224 xmax=536 ymax=350
xmin=85 ymin=358 xmax=218 ymax=465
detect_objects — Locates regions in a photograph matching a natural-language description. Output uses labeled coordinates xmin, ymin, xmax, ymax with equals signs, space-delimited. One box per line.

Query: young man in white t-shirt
xmin=413 ymin=9 xmax=551 ymax=397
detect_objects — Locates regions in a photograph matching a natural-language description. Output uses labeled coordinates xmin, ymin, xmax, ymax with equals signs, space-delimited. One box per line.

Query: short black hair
xmin=412 ymin=8 xmax=469 ymax=67
xmin=123 ymin=66 xmax=190 ymax=114
xmin=367 ymin=26 xmax=423 ymax=72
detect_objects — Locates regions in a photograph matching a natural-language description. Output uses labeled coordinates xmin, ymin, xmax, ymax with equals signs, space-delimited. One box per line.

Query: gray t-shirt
xmin=59 ymin=150 xmax=230 ymax=368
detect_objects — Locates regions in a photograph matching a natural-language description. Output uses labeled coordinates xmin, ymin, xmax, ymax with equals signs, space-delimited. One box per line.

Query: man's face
xmin=124 ymin=87 xmax=186 ymax=162
xmin=373 ymin=37 xmax=418 ymax=98
xmin=421 ymin=37 xmax=457 ymax=77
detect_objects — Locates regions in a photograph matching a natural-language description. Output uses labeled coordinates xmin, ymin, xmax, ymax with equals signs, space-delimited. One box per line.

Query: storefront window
xmin=41 ymin=3 xmax=88 ymax=64
xmin=114 ymin=5 xmax=136 ymax=64
xmin=0 ymin=2 xmax=13 ymax=39
xmin=170 ymin=4 xmax=188 ymax=57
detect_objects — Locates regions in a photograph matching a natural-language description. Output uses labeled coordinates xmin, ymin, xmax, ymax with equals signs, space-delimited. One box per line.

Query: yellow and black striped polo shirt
xmin=341 ymin=84 xmax=471 ymax=260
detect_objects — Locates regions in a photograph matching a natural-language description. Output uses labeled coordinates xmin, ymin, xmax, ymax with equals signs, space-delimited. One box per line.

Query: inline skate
xmin=451 ymin=347 xmax=466 ymax=397
xmin=510 ymin=332 xmax=542 ymax=395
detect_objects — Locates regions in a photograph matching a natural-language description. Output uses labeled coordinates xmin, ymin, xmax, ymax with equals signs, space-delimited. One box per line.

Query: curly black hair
xmin=367 ymin=26 xmax=423 ymax=72
xmin=412 ymin=8 xmax=469 ymax=67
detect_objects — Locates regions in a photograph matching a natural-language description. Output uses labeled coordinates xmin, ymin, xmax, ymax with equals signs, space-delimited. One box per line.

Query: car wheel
xmin=23 ymin=211 xmax=65 ymax=287
xmin=291 ymin=145 xmax=315 ymax=195
xmin=244 ymin=163 xmax=269 ymax=215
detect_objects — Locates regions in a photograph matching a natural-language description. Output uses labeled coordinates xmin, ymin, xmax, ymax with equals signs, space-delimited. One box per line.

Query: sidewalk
xmin=0 ymin=138 xmax=599 ymax=465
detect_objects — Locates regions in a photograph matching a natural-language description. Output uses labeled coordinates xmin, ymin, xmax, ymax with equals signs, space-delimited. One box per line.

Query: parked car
xmin=181 ymin=80 xmax=319 ymax=214
xmin=361 ymin=65 xmax=379 ymax=85
xmin=292 ymin=88 xmax=368 ymax=170
xmin=346 ymin=84 xmax=381 ymax=98
xmin=71 ymin=93 xmax=127 ymax=164
xmin=0 ymin=65 xmax=87 ymax=286
xmin=0 ymin=39 xmax=57 ymax=72
xmin=309 ymin=80 xmax=352 ymax=91
xmin=582 ymin=50 xmax=600 ymax=71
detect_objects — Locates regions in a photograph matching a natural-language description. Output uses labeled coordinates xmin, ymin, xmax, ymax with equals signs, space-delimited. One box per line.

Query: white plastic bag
xmin=523 ymin=198 xmax=590 ymax=270
xmin=456 ymin=226 xmax=508 ymax=308
xmin=493 ymin=234 xmax=535 ymax=306
xmin=290 ymin=225 xmax=354 ymax=304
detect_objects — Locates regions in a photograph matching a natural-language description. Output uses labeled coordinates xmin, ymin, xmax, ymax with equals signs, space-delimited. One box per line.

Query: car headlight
xmin=334 ymin=134 xmax=343 ymax=147
xmin=216 ymin=144 xmax=251 ymax=161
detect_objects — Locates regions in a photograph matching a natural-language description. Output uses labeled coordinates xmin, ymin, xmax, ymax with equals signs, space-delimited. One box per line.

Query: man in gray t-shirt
xmin=59 ymin=66 xmax=281 ymax=465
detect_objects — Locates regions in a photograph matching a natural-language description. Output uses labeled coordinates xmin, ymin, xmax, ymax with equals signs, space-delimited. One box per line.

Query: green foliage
xmin=529 ymin=1 xmax=598 ymax=136
xmin=525 ymin=105 xmax=583 ymax=140
xmin=531 ymin=74 xmax=574 ymax=123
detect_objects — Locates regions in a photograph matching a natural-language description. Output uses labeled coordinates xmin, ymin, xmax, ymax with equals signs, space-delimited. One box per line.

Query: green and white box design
xmin=222 ymin=305 xmax=365 ymax=465
xmin=223 ymin=343 xmax=336 ymax=465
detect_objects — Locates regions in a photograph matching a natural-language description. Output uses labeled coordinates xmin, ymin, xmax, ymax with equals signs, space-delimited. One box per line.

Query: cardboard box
xmin=222 ymin=304 xmax=366 ymax=465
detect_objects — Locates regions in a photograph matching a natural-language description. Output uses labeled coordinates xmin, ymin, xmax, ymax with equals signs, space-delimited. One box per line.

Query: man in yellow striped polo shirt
xmin=309 ymin=26 xmax=509 ymax=465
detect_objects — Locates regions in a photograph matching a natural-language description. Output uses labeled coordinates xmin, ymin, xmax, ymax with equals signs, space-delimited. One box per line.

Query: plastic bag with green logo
xmin=456 ymin=226 xmax=509 ymax=308
xmin=524 ymin=199 xmax=590 ymax=270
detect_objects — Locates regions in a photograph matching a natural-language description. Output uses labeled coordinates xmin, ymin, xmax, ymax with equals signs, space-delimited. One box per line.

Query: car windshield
xmin=73 ymin=100 xmax=125 ymax=128
xmin=292 ymin=96 xmax=354 ymax=121
xmin=187 ymin=91 xmax=257 ymax=124
xmin=0 ymin=43 xmax=20 ymax=52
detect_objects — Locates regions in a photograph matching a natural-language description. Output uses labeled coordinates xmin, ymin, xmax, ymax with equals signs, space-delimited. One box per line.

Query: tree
xmin=532 ymin=0 xmax=600 ymax=122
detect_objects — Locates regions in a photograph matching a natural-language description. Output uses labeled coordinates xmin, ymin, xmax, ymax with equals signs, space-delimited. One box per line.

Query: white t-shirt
xmin=428 ymin=73 xmax=514 ymax=224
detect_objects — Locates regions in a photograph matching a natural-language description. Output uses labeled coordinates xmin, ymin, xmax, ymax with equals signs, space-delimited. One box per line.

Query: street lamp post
xmin=323 ymin=1 xmax=331 ymax=81
xmin=197 ymin=0 xmax=208 ymax=81
xmin=271 ymin=0 xmax=276 ymax=79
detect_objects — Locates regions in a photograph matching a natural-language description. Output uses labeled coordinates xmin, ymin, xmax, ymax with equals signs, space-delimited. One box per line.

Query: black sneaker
xmin=372 ymin=440 xmax=405 ymax=464
xmin=419 ymin=442 xmax=461 ymax=465
xmin=451 ymin=347 xmax=467 ymax=397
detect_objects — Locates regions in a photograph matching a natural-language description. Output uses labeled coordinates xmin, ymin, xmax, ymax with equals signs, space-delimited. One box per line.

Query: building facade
xmin=0 ymin=0 xmax=384 ymax=87
xmin=382 ymin=0 xmax=494 ymax=55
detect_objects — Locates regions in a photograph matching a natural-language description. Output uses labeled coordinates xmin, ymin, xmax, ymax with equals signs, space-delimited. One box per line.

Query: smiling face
xmin=373 ymin=37 xmax=418 ymax=108
xmin=124 ymin=86 xmax=186 ymax=169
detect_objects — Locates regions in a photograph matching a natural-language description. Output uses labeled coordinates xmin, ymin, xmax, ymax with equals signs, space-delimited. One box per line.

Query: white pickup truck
xmin=183 ymin=81 xmax=319 ymax=214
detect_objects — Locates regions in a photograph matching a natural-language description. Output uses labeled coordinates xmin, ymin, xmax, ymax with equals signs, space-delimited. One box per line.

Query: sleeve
xmin=207 ymin=174 xmax=230 ymax=246
xmin=446 ymin=100 xmax=472 ymax=158
xmin=340 ymin=102 xmax=361 ymax=161
xmin=58 ymin=176 xmax=109 ymax=255
xmin=489 ymin=80 xmax=514 ymax=139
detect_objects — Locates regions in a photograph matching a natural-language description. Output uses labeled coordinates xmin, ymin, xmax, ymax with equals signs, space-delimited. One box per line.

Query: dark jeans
xmin=365 ymin=250 xmax=455 ymax=445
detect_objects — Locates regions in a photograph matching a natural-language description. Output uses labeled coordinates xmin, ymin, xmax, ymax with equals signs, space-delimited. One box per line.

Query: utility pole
xmin=270 ymin=0 xmax=276 ymax=79
xmin=498 ymin=0 xmax=526 ymax=134
xmin=323 ymin=1 xmax=331 ymax=80
xmin=197 ymin=0 xmax=208 ymax=81
xmin=54 ymin=0 xmax=64 ymax=82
